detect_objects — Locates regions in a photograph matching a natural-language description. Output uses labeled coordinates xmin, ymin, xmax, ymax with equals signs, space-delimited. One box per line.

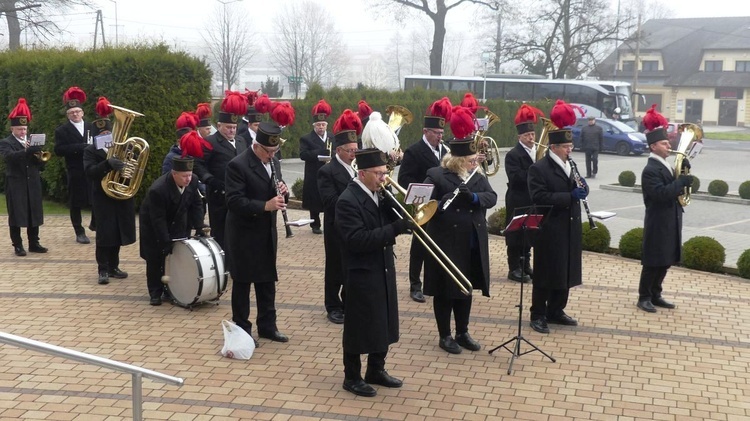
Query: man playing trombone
xmin=423 ymin=106 xmax=496 ymax=354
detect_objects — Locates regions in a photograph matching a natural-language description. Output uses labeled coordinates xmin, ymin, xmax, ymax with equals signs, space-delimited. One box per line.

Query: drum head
xmin=166 ymin=240 xmax=202 ymax=306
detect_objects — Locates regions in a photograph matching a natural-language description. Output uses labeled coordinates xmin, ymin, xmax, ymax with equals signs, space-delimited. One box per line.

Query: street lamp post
xmin=216 ymin=0 xmax=243 ymax=92
xmin=108 ymin=0 xmax=118 ymax=46
xmin=481 ymin=51 xmax=492 ymax=102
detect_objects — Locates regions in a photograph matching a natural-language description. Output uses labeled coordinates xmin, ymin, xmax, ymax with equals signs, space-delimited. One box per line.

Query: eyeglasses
xmin=363 ymin=170 xmax=388 ymax=178
xmin=426 ymin=129 xmax=444 ymax=136
xmin=259 ymin=144 xmax=280 ymax=155
xmin=67 ymin=110 xmax=83 ymax=115
xmin=341 ymin=147 xmax=358 ymax=154
xmin=468 ymin=158 xmax=479 ymax=164
xmin=554 ymin=144 xmax=574 ymax=150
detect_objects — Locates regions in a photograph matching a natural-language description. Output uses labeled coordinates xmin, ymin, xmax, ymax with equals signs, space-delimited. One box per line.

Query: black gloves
xmin=26 ymin=145 xmax=42 ymax=155
xmin=161 ymin=241 xmax=174 ymax=255
xmin=107 ymin=158 xmax=125 ymax=171
xmin=458 ymin=184 xmax=473 ymax=202
xmin=571 ymin=187 xmax=588 ymax=200
xmin=208 ymin=177 xmax=224 ymax=193
xmin=391 ymin=218 xmax=413 ymax=235
xmin=678 ymin=175 xmax=694 ymax=188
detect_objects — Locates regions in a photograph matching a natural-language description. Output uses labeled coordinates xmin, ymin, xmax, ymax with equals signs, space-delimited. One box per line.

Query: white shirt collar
xmin=649 ymin=152 xmax=674 ymax=175
xmin=520 ymin=141 xmax=536 ymax=162
xmin=14 ymin=136 xmax=25 ymax=145
xmin=422 ymin=136 xmax=441 ymax=160
xmin=548 ymin=150 xmax=571 ymax=178
xmin=354 ymin=178 xmax=378 ymax=205
xmin=335 ymin=154 xmax=355 ymax=179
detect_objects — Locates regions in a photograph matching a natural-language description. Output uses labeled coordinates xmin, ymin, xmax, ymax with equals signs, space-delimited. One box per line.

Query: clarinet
xmin=568 ymin=157 xmax=597 ymax=230
xmin=269 ymin=159 xmax=294 ymax=238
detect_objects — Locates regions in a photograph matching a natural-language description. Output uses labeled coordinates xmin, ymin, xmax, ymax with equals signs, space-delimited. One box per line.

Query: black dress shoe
xmin=637 ymin=300 xmax=657 ymax=313
xmin=109 ymin=268 xmax=128 ymax=279
xmin=149 ymin=296 xmax=162 ymax=306
xmin=523 ymin=265 xmax=534 ymax=276
xmin=28 ymin=243 xmax=48 ymax=253
xmin=439 ymin=336 xmax=462 ymax=354
xmin=410 ymin=290 xmax=426 ymax=303
xmin=364 ymin=369 xmax=403 ymax=388
xmin=547 ymin=313 xmax=578 ymax=326
xmin=508 ymin=269 xmax=531 ymax=283
xmin=14 ymin=245 xmax=26 ymax=256
xmin=455 ymin=332 xmax=481 ymax=351
xmin=76 ymin=233 xmax=90 ymax=244
xmin=652 ymin=297 xmax=676 ymax=309
xmin=259 ymin=330 xmax=289 ymax=342
xmin=327 ymin=310 xmax=344 ymax=324
xmin=88 ymin=222 xmax=96 ymax=232
xmin=312 ymin=227 xmax=323 ymax=235
xmin=530 ymin=318 xmax=550 ymax=334
xmin=343 ymin=378 xmax=376 ymax=397
xmin=98 ymin=272 xmax=110 ymax=285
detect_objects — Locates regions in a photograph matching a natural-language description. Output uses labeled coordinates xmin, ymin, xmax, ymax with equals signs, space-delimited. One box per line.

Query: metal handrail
xmin=0 ymin=331 xmax=184 ymax=421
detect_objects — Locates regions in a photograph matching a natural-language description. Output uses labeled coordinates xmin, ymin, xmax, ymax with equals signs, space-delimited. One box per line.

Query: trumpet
xmin=34 ymin=150 xmax=51 ymax=162
xmin=382 ymin=175 xmax=473 ymax=296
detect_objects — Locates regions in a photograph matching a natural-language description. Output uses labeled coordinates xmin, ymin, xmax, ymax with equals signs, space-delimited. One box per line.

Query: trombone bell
xmin=383 ymin=175 xmax=436 ymax=226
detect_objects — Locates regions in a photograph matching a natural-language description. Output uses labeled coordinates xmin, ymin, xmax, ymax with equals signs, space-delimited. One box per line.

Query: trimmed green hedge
xmin=487 ymin=207 xmax=506 ymax=236
xmin=291 ymin=177 xmax=304 ymax=200
xmin=619 ymin=227 xmax=644 ymax=260
xmin=707 ymin=180 xmax=729 ymax=197
xmin=618 ymin=170 xmax=636 ymax=187
xmin=738 ymin=249 xmax=750 ymax=279
xmin=682 ymin=236 xmax=725 ymax=273
xmin=581 ymin=221 xmax=610 ymax=252
xmin=0 ymin=44 xmax=211 ymax=205
xmin=739 ymin=181 xmax=750 ymax=199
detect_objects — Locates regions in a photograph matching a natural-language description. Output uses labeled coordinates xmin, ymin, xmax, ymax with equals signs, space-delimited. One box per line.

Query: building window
xmin=735 ymin=61 xmax=750 ymax=72
xmin=704 ymin=60 xmax=723 ymax=72
xmin=642 ymin=60 xmax=659 ymax=72
xmin=622 ymin=60 xmax=635 ymax=72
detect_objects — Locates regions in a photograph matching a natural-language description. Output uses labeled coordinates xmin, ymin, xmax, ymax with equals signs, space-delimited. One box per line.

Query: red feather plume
xmin=449 ymin=106 xmax=476 ymax=140
xmin=271 ymin=102 xmax=295 ymax=127
xmin=357 ymin=100 xmax=373 ymax=119
xmin=642 ymin=104 xmax=668 ymax=131
xmin=514 ymin=104 xmax=545 ymax=125
xmin=95 ymin=97 xmax=112 ymax=118
xmin=176 ymin=112 xmax=199 ymax=130
xmin=255 ymin=94 xmax=272 ymax=114
xmin=311 ymin=99 xmax=332 ymax=117
xmin=244 ymin=89 xmax=259 ymax=107
xmin=333 ymin=109 xmax=363 ymax=135
xmin=180 ymin=130 xmax=212 ymax=159
xmin=63 ymin=86 xmax=86 ymax=105
xmin=428 ymin=97 xmax=452 ymax=121
xmin=221 ymin=91 xmax=248 ymax=115
xmin=549 ymin=100 xmax=579 ymax=129
xmin=9 ymin=98 xmax=32 ymax=122
xmin=460 ymin=92 xmax=483 ymax=115
xmin=195 ymin=102 xmax=212 ymax=119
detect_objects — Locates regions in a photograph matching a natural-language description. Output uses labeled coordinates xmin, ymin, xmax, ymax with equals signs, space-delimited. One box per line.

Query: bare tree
xmin=270 ymin=0 xmax=348 ymax=98
xmin=202 ymin=2 xmax=257 ymax=92
xmin=371 ymin=0 xmax=499 ymax=75
xmin=1 ymin=0 xmax=93 ymax=50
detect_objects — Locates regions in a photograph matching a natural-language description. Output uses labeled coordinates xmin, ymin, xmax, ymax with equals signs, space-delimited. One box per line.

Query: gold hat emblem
xmin=469 ymin=141 xmax=477 ymax=153
xmin=269 ymin=135 xmax=280 ymax=146
xmin=438 ymin=118 xmax=445 ymax=128
xmin=230 ymin=115 xmax=239 ymax=123
xmin=565 ymin=131 xmax=573 ymax=141
xmin=18 ymin=117 xmax=28 ymax=125
xmin=347 ymin=132 xmax=357 ymax=142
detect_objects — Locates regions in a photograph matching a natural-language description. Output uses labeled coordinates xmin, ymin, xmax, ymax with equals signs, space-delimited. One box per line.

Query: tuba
xmin=473 ymin=109 xmax=501 ymax=176
xmin=672 ymin=123 xmax=703 ymax=207
xmin=535 ymin=117 xmax=557 ymax=161
xmin=101 ymin=105 xmax=150 ymax=200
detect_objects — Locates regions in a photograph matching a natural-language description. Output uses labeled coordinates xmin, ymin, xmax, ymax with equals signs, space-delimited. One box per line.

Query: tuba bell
xmin=535 ymin=117 xmax=558 ymax=161
xmin=671 ymin=123 xmax=703 ymax=207
xmin=473 ymin=109 xmax=501 ymax=176
xmin=101 ymin=104 xmax=150 ymax=200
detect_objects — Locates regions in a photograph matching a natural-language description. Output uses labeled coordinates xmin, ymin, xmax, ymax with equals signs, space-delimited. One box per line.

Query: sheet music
xmin=95 ymin=133 xmax=113 ymax=150
xmin=405 ymin=183 xmax=434 ymax=206
xmin=590 ymin=211 xmax=616 ymax=220
xmin=317 ymin=155 xmax=332 ymax=162
xmin=286 ymin=218 xmax=315 ymax=227
xmin=687 ymin=142 xmax=703 ymax=160
xmin=29 ymin=134 xmax=46 ymax=146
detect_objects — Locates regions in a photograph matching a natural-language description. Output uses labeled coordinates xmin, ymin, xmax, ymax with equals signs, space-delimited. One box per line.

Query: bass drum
xmin=165 ymin=237 xmax=228 ymax=308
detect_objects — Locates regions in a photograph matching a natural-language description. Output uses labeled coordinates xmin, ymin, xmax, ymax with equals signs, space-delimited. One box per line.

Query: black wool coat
xmin=423 ymin=167 xmax=496 ymax=298
xmin=83 ymin=145 xmax=136 ymax=247
xmin=318 ymin=158 xmax=354 ymax=283
xmin=335 ymin=182 xmax=401 ymax=355
xmin=54 ymin=121 xmax=93 ymax=207
xmin=139 ymin=172 xmax=204 ymax=260
xmin=0 ymin=135 xmax=44 ymax=227
xmin=527 ymin=156 xmax=583 ymax=290
xmin=192 ymin=131 xmax=248 ymax=207
xmin=397 ymin=139 xmax=447 ymax=187
xmin=224 ymin=149 xmax=284 ymax=284
xmin=641 ymin=157 xmax=683 ymax=267
xmin=504 ymin=142 xmax=535 ymax=223
xmin=299 ymin=130 xmax=331 ymax=212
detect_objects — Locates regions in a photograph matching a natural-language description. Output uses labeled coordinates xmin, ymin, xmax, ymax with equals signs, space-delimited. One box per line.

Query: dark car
xmin=569 ymin=118 xmax=647 ymax=156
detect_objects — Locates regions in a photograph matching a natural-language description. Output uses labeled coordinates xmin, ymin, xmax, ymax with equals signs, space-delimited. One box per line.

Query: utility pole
xmin=93 ymin=9 xmax=105 ymax=50
xmin=109 ymin=0 xmax=118 ymax=46
xmin=633 ymin=13 xmax=641 ymax=114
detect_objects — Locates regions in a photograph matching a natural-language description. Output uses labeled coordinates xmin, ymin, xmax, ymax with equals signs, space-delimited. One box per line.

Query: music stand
xmin=488 ymin=205 xmax=556 ymax=374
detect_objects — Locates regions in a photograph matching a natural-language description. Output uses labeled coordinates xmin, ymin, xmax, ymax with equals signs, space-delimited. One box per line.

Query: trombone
xmin=381 ymin=175 xmax=473 ymax=296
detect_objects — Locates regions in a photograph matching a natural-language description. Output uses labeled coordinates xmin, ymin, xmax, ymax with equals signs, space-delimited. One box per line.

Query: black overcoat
xmin=397 ymin=139 xmax=447 ymax=187
xmin=423 ymin=167 xmax=496 ymax=298
xmin=0 ymin=135 xmax=44 ymax=227
xmin=317 ymin=158 xmax=354 ymax=284
xmin=224 ymin=149 xmax=283 ymax=284
xmin=138 ymin=172 xmax=204 ymax=260
xmin=335 ymin=182 xmax=400 ymax=355
xmin=299 ymin=130 xmax=331 ymax=212
xmin=192 ymin=131 xmax=248 ymax=208
xmin=83 ymin=145 xmax=137 ymax=247
xmin=527 ymin=156 xmax=583 ymax=290
xmin=641 ymin=157 xmax=683 ymax=266
xmin=54 ymin=121 xmax=93 ymax=207
xmin=504 ymin=142 xmax=534 ymax=224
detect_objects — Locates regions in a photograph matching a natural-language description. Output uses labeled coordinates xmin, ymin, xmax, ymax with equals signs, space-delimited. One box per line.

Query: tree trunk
xmin=6 ymin=9 xmax=22 ymax=51
xmin=429 ymin=7 xmax=447 ymax=76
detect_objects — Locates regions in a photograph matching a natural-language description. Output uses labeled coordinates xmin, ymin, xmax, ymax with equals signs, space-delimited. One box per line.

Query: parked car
xmin=666 ymin=123 xmax=680 ymax=149
xmin=568 ymin=118 xmax=647 ymax=156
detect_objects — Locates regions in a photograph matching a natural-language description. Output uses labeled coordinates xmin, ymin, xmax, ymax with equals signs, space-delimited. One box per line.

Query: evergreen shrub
xmin=618 ymin=170 xmax=636 ymax=187
xmin=737 ymin=249 xmax=750 ymax=279
xmin=581 ymin=221 xmax=610 ymax=253
xmin=619 ymin=227 xmax=644 ymax=260
xmin=682 ymin=236 xmax=725 ymax=273
xmin=739 ymin=181 xmax=750 ymax=199
xmin=707 ymin=180 xmax=729 ymax=196
xmin=291 ymin=178 xmax=304 ymax=200
xmin=487 ymin=207 xmax=506 ymax=235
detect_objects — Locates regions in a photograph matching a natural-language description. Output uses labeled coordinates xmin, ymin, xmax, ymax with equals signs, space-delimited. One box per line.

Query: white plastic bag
xmin=220 ymin=320 xmax=255 ymax=360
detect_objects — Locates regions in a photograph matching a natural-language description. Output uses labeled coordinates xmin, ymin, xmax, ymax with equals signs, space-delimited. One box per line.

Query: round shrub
xmin=487 ymin=207 xmax=506 ymax=235
xmin=738 ymin=181 xmax=750 ymax=199
xmin=691 ymin=175 xmax=700 ymax=192
xmin=738 ymin=249 xmax=750 ymax=279
xmin=581 ymin=221 xmax=610 ymax=253
xmin=682 ymin=236 xmax=725 ymax=273
xmin=707 ymin=180 xmax=729 ymax=197
xmin=619 ymin=227 xmax=644 ymax=260
xmin=291 ymin=178 xmax=304 ymax=200
xmin=618 ymin=170 xmax=636 ymax=187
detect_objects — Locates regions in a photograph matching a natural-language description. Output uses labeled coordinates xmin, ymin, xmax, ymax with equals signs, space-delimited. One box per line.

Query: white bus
xmin=404 ymin=74 xmax=637 ymax=128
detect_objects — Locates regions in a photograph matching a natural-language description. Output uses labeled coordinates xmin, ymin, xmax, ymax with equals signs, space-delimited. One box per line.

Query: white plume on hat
xmin=362 ymin=111 xmax=399 ymax=151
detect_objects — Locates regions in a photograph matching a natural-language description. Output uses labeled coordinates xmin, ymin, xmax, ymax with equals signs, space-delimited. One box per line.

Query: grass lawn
xmin=0 ymin=193 xmax=71 ymax=215
xmin=704 ymin=132 xmax=750 ymax=141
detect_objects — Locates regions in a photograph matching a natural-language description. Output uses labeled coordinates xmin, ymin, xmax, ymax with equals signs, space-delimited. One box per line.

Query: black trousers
xmin=70 ymin=207 xmax=84 ymax=234
xmin=343 ymin=350 xmax=386 ymax=381
xmin=408 ymin=237 xmax=424 ymax=292
xmin=232 ymin=282 xmax=278 ymax=335
xmin=146 ymin=255 xmax=166 ymax=298
xmin=638 ymin=265 xmax=670 ymax=301
xmin=309 ymin=211 xmax=321 ymax=229
xmin=585 ymin=150 xmax=599 ymax=176
xmin=433 ymin=294 xmax=473 ymax=337
xmin=505 ymin=230 xmax=532 ymax=272
xmin=10 ymin=226 xmax=39 ymax=247
xmin=530 ymin=286 xmax=570 ymax=320
xmin=208 ymin=199 xmax=227 ymax=250
xmin=95 ymin=245 xmax=120 ymax=273
xmin=323 ymin=229 xmax=345 ymax=313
